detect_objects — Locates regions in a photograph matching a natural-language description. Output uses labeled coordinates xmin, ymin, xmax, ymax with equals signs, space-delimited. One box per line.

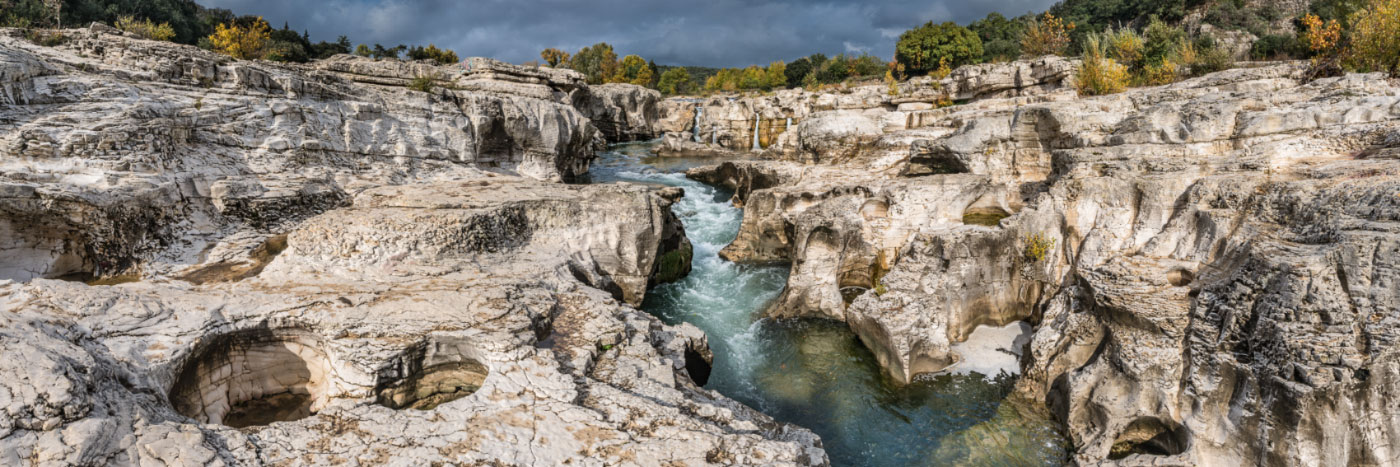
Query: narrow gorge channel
xmin=591 ymin=142 xmax=1069 ymax=466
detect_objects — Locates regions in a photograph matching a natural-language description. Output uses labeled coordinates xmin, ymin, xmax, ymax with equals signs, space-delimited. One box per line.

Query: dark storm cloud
xmin=202 ymin=0 xmax=1058 ymax=67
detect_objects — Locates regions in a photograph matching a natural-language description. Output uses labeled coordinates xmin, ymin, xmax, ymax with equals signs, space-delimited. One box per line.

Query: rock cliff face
xmin=657 ymin=56 xmax=1077 ymax=157
xmin=0 ymin=26 xmax=825 ymax=466
xmin=684 ymin=60 xmax=1400 ymax=465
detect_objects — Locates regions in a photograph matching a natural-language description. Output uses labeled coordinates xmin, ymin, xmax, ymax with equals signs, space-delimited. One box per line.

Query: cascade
xmin=751 ymin=114 xmax=761 ymax=151
xmin=786 ymin=117 xmax=792 ymax=131
xmin=693 ymin=106 xmax=703 ymax=143
xmin=711 ymin=125 xmax=717 ymax=145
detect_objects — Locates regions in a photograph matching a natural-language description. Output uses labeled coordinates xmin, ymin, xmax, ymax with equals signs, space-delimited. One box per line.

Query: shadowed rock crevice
xmin=1108 ymin=417 xmax=1189 ymax=459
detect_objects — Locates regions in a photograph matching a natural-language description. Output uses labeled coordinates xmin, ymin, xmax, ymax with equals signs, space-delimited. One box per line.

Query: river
xmin=588 ymin=141 xmax=1068 ymax=466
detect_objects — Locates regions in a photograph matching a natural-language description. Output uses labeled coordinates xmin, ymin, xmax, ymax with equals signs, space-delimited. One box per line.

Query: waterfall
xmin=693 ymin=106 xmax=703 ymax=143
xmin=786 ymin=117 xmax=792 ymax=131
xmin=751 ymin=114 xmax=761 ymax=151
xmin=711 ymin=125 xmax=717 ymax=145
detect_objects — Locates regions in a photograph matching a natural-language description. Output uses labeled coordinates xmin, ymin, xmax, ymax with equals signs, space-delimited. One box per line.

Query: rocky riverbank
xmin=0 ymin=25 xmax=823 ymax=465
xmin=3 ymin=19 xmax=1399 ymax=467
xmin=681 ymin=57 xmax=1400 ymax=465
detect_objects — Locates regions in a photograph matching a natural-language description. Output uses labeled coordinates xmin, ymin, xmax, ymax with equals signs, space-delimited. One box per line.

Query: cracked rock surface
xmin=681 ymin=60 xmax=1400 ymax=465
xmin=0 ymin=26 xmax=825 ymax=466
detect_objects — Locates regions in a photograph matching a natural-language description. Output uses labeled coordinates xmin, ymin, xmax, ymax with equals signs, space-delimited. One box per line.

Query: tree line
xmin=1 ymin=0 xmax=461 ymax=65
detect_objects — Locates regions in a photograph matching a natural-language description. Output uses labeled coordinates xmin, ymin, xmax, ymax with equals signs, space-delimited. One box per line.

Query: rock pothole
xmin=177 ymin=234 xmax=288 ymax=285
xmin=962 ymin=207 xmax=1011 ymax=227
xmin=169 ymin=328 xmax=334 ymax=428
xmin=375 ymin=338 xmax=489 ymax=411
xmin=1167 ymin=268 xmax=1194 ymax=287
xmin=1108 ymin=416 xmax=1189 ymax=460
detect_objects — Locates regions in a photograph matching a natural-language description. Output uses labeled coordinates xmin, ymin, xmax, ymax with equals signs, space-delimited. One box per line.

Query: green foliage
xmin=968 ymin=12 xmax=1026 ymax=62
xmin=311 ymin=36 xmax=351 ymax=59
xmin=1202 ymin=0 xmax=1281 ymax=36
xmin=1310 ymin=0 xmax=1370 ymax=22
xmin=540 ymin=48 xmax=570 ymax=67
xmin=370 ymin=43 xmax=406 ymax=59
xmin=703 ymin=61 xmax=792 ymax=92
xmin=1021 ymin=13 xmax=1075 ymax=58
xmin=1344 ymin=0 xmax=1400 ymax=76
xmin=408 ymin=74 xmax=436 ymax=93
xmin=895 ymin=21 xmax=983 ymax=75
xmin=24 ymin=28 xmax=66 ymax=46
xmin=407 ymin=44 xmax=459 ymax=65
xmin=1050 ymin=0 xmax=1187 ymax=50
xmin=115 ymin=15 xmax=176 ymax=41
xmin=1077 ymin=33 xmax=1131 ymax=95
xmin=816 ymin=55 xmax=850 ymax=83
xmin=354 ymin=44 xmax=372 ymax=57
xmin=1142 ymin=16 xmax=1185 ymax=68
xmin=1023 ymin=233 xmax=1056 ymax=262
xmin=609 ymin=54 xmax=654 ymax=85
xmin=656 ymin=68 xmax=692 ymax=95
xmin=570 ymin=42 xmax=619 ymax=85
xmin=1251 ymin=34 xmax=1302 ymax=60
xmin=785 ymin=56 xmax=814 ymax=86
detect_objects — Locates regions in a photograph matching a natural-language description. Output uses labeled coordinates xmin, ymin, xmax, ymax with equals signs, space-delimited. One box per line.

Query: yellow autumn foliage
xmin=208 ymin=17 xmax=271 ymax=60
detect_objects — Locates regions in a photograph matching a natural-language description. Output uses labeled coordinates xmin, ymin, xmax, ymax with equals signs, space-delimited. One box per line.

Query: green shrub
xmin=895 ymin=21 xmax=983 ymax=75
xmin=1021 ymin=13 xmax=1074 ymax=58
xmin=1251 ymin=34 xmax=1303 ymax=60
xmin=1345 ymin=0 xmax=1400 ymax=76
xmin=24 ymin=29 xmax=67 ymax=46
xmin=1076 ymin=34 xmax=1131 ymax=96
xmin=657 ymin=68 xmax=692 ymax=95
xmin=408 ymin=44 xmax=458 ymax=65
xmin=408 ymin=74 xmax=436 ymax=93
xmin=116 ymin=15 xmax=176 ymax=41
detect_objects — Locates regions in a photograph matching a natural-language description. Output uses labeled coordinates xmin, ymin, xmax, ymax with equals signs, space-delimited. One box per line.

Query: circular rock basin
xmin=169 ymin=329 xmax=333 ymax=428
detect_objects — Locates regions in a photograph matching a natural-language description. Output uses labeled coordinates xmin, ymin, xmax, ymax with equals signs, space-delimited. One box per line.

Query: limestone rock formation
xmin=572 ymin=83 xmax=663 ymax=142
xmin=682 ymin=60 xmax=1400 ymax=465
xmin=0 ymin=26 xmax=826 ymax=466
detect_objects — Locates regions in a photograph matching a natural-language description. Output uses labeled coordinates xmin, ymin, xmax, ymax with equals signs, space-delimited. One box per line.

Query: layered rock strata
xmin=0 ymin=26 xmax=826 ymax=466
xmin=684 ymin=60 xmax=1400 ymax=465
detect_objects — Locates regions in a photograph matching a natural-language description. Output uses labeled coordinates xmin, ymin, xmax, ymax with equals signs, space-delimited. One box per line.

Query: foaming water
xmin=590 ymin=141 xmax=1067 ymax=466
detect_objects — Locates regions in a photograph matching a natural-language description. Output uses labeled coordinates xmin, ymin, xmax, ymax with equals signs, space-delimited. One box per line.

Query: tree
xmin=371 ymin=43 xmax=406 ymax=59
xmin=408 ymin=44 xmax=459 ymax=64
xmin=354 ymin=44 xmax=372 ymax=57
xmin=815 ymin=54 xmax=850 ymax=83
xmin=1021 ymin=13 xmax=1075 ymax=58
xmin=785 ymin=57 xmax=813 ymax=86
xmin=541 ymin=48 xmax=570 ymax=67
xmin=895 ymin=21 xmax=983 ymax=75
xmin=969 ymin=12 xmax=1026 ymax=61
xmin=608 ymin=54 xmax=654 ymax=85
xmin=763 ymin=61 xmax=787 ymax=89
xmin=208 ymin=16 xmax=270 ymax=60
xmin=311 ymin=36 xmax=352 ymax=59
xmin=657 ymin=68 xmax=692 ymax=95
xmin=570 ymin=42 xmax=619 ymax=84
xmin=1345 ymin=0 xmax=1400 ymax=76
xmin=42 ymin=0 xmax=60 ymax=27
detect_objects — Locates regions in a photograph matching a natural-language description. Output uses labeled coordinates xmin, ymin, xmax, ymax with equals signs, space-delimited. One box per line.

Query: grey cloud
xmin=203 ymin=0 xmax=1059 ymax=67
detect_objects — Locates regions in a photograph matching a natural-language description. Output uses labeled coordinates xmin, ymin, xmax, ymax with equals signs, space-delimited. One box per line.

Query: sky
xmin=202 ymin=0 xmax=1059 ymax=68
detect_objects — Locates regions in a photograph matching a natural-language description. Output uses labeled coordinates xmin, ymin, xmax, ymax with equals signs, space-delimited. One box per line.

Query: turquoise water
xmin=590 ymin=142 xmax=1068 ymax=466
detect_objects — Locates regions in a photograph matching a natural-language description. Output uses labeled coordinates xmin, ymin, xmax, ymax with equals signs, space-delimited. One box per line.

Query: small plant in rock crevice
xmin=1023 ymin=232 xmax=1056 ymax=262
xmin=408 ymin=74 xmax=437 ymax=93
